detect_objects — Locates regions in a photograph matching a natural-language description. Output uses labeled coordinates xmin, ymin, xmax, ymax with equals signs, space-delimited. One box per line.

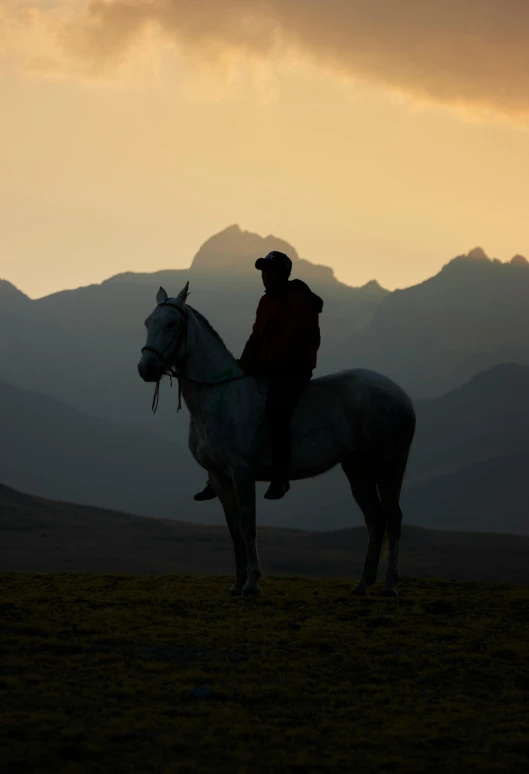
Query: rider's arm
xmin=239 ymin=298 xmax=265 ymax=372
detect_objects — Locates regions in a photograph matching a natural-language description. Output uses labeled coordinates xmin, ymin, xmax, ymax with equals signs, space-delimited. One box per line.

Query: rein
xmin=151 ymin=368 xmax=249 ymax=414
xmin=142 ymin=301 xmax=249 ymax=413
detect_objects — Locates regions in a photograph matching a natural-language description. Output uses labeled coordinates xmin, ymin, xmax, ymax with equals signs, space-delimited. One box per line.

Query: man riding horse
xmin=194 ymin=250 xmax=324 ymax=502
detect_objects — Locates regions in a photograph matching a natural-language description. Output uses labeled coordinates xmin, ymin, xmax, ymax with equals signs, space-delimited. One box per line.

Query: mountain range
xmin=1 ymin=230 xmax=527 ymax=432
xmin=1 ymin=224 xmax=387 ymax=436
xmin=1 ymin=225 xmax=528 ymax=535
xmin=346 ymin=247 xmax=529 ymax=397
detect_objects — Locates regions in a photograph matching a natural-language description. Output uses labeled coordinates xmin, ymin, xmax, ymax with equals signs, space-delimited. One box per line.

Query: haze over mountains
xmin=1 ymin=363 xmax=528 ymax=534
xmin=349 ymin=246 xmax=529 ymax=397
xmin=1 ymin=225 xmax=528 ymax=537
xmin=0 ymin=225 xmax=389 ymax=436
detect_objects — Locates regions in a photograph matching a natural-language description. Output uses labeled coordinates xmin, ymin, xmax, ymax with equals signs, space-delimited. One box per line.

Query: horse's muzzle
xmin=138 ymin=354 xmax=162 ymax=383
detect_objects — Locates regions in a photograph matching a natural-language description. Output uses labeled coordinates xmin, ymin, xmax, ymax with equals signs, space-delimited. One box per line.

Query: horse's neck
xmin=177 ymin=308 xmax=245 ymax=419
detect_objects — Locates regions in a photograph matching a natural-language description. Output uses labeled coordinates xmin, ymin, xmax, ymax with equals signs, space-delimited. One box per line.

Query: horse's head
xmin=138 ymin=283 xmax=190 ymax=383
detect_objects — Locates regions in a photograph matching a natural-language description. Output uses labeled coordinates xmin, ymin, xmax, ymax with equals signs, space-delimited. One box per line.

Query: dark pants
xmin=264 ymin=368 xmax=312 ymax=481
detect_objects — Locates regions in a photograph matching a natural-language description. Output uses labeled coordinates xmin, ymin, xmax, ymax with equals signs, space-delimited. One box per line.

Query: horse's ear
xmin=175 ymin=281 xmax=190 ymax=306
xmin=156 ymin=286 xmax=168 ymax=304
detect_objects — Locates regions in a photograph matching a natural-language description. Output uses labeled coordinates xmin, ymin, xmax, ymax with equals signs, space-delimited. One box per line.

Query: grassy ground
xmin=2 ymin=573 xmax=529 ymax=774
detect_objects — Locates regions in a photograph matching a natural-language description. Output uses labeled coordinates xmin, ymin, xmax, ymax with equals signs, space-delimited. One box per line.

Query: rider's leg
xmin=264 ymin=370 xmax=311 ymax=499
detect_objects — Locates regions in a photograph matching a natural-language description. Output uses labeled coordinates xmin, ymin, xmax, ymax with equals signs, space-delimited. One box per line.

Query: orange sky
xmin=1 ymin=1 xmax=529 ymax=298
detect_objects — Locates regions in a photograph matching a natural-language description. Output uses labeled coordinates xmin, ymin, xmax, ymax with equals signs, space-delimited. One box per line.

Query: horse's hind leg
xmin=375 ymin=450 xmax=408 ymax=597
xmin=232 ymin=469 xmax=262 ymax=597
xmin=209 ymin=470 xmax=248 ymax=596
xmin=342 ymin=454 xmax=385 ymax=596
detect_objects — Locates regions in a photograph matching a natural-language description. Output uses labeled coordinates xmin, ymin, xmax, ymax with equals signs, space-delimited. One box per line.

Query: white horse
xmin=138 ymin=284 xmax=416 ymax=598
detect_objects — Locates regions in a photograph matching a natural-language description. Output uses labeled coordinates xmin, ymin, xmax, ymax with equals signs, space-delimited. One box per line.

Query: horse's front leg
xmin=232 ymin=470 xmax=262 ymax=596
xmin=208 ymin=470 xmax=248 ymax=596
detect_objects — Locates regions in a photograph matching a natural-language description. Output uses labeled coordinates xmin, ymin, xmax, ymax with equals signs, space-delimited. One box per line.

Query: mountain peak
xmin=191 ymin=225 xmax=300 ymax=272
xmin=358 ymin=279 xmax=388 ymax=296
xmin=361 ymin=279 xmax=383 ymax=290
xmin=465 ymin=246 xmax=490 ymax=262
xmin=0 ymin=279 xmax=30 ymax=306
xmin=440 ymin=247 xmax=529 ymax=280
xmin=441 ymin=247 xmax=495 ymax=276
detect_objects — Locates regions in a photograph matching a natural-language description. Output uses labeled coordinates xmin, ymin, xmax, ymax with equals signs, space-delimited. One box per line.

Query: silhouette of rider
xmin=194 ymin=250 xmax=323 ymax=501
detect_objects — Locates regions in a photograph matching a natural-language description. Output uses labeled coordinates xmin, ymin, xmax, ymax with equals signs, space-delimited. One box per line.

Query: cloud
xmin=4 ymin=1 xmax=529 ymax=120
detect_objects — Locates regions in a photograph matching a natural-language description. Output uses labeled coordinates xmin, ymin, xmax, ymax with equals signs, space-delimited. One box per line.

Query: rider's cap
xmin=255 ymin=251 xmax=292 ymax=276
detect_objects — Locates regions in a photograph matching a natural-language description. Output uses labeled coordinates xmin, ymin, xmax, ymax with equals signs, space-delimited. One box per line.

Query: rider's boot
xmin=193 ymin=480 xmax=218 ymax=501
xmin=264 ymin=479 xmax=290 ymax=500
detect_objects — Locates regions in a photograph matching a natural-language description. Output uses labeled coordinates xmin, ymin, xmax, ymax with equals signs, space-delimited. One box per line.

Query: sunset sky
xmin=1 ymin=0 xmax=529 ymax=298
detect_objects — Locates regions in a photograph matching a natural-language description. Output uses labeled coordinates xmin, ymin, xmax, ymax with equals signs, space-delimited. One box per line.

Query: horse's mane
xmin=187 ymin=305 xmax=235 ymax=358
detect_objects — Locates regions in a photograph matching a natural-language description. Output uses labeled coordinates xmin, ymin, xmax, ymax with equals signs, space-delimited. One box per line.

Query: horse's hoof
xmin=241 ymin=585 xmax=261 ymax=597
xmin=229 ymin=586 xmax=243 ymax=597
xmin=380 ymin=587 xmax=399 ymax=598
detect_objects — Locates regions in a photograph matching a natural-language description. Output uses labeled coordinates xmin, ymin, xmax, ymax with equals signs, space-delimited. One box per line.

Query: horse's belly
xmin=256 ymin=412 xmax=353 ymax=480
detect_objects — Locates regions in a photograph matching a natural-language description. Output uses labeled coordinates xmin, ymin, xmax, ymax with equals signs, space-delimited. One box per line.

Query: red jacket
xmin=240 ymin=279 xmax=323 ymax=375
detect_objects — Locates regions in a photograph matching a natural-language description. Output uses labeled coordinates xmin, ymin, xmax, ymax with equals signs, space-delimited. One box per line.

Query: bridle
xmin=141 ymin=301 xmax=188 ymax=368
xmin=141 ymin=300 xmax=248 ymax=413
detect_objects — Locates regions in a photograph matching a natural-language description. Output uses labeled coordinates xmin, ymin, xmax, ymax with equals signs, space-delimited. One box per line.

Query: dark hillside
xmin=3 ymin=483 xmax=529 ymax=584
